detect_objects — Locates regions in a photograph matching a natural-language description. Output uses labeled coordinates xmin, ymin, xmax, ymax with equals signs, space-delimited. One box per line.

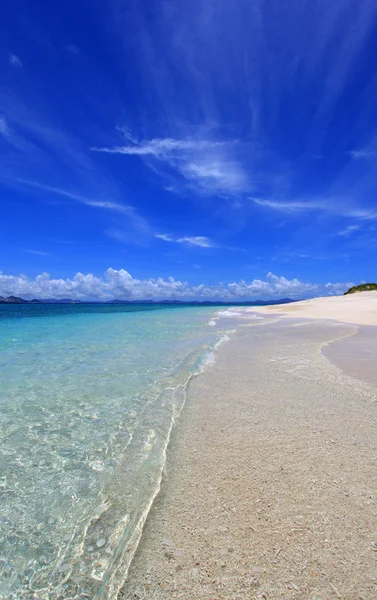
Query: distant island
xmin=0 ymin=296 xmax=297 ymax=306
xmin=344 ymin=283 xmax=377 ymax=295
xmin=0 ymin=296 xmax=41 ymax=304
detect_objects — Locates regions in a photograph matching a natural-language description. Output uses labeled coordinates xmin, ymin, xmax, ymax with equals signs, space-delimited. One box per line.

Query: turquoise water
xmin=0 ymin=304 xmax=231 ymax=599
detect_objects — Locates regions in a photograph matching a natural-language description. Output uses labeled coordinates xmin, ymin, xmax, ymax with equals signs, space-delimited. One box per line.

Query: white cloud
xmin=9 ymin=54 xmax=22 ymax=68
xmin=0 ymin=93 xmax=149 ymax=233
xmin=251 ymin=197 xmax=377 ymax=220
xmin=0 ymin=116 xmax=8 ymax=135
xmin=14 ymin=180 xmax=142 ymax=216
xmin=337 ymin=224 xmax=361 ymax=236
xmin=164 ymin=185 xmax=179 ymax=193
xmin=92 ymin=134 xmax=249 ymax=196
xmin=6 ymin=179 xmax=151 ymax=240
xmin=314 ymin=1 xmax=377 ymax=124
xmin=179 ymin=236 xmax=215 ymax=248
xmin=25 ymin=249 xmax=51 ymax=257
xmin=349 ymin=149 xmax=376 ymax=159
xmin=251 ymin=197 xmax=323 ymax=213
xmin=65 ymin=44 xmax=80 ymax=55
xmin=181 ymin=157 xmax=248 ymax=195
xmin=155 ymin=233 xmax=215 ymax=247
xmin=0 ymin=268 xmax=352 ymax=301
xmin=155 ymin=233 xmax=175 ymax=242
xmin=0 ymin=115 xmax=17 ymax=146
xmin=91 ymin=137 xmax=227 ymax=156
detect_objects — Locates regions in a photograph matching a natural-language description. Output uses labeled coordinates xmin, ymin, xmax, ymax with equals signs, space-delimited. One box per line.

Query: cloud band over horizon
xmin=0 ymin=269 xmax=352 ymax=302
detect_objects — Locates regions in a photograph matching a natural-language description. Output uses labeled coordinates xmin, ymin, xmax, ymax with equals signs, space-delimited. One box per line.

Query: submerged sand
xmin=120 ymin=296 xmax=377 ymax=600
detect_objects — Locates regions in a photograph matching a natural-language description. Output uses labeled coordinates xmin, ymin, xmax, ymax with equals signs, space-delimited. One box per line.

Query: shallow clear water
xmin=322 ymin=324 xmax=377 ymax=388
xmin=0 ymin=304 xmax=230 ymax=599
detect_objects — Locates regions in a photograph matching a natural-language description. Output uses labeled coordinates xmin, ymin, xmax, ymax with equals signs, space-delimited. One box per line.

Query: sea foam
xmin=198 ymin=333 xmax=233 ymax=372
xmin=217 ymin=309 xmax=244 ymax=317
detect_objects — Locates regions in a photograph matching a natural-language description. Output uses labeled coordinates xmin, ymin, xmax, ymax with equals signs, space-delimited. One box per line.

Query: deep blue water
xmin=0 ymin=302 xmax=228 ymax=319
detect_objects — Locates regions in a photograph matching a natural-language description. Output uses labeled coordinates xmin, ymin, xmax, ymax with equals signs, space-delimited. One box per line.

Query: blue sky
xmin=1 ymin=0 xmax=377 ymax=300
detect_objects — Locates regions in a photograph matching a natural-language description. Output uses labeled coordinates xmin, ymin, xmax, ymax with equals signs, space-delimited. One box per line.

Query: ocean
xmin=0 ymin=303 xmax=236 ymax=599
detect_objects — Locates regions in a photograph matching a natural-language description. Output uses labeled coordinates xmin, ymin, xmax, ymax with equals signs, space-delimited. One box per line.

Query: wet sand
xmin=120 ymin=314 xmax=377 ymax=600
xmin=322 ymin=325 xmax=377 ymax=389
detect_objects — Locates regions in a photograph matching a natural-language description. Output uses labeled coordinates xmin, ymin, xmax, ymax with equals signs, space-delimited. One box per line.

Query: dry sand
xmin=120 ymin=296 xmax=377 ymax=600
xmin=250 ymin=291 xmax=377 ymax=327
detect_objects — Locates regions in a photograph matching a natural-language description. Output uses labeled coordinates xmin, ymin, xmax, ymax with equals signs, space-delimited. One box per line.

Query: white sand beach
xmin=120 ymin=294 xmax=377 ymax=599
xmin=251 ymin=290 xmax=377 ymax=326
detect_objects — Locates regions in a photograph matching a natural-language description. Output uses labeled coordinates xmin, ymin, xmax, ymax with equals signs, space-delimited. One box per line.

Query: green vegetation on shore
xmin=344 ymin=283 xmax=377 ymax=295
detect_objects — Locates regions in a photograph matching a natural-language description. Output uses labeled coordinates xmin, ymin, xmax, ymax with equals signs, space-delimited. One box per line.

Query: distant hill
xmin=344 ymin=283 xmax=377 ymax=295
xmin=0 ymin=296 xmax=41 ymax=304
xmin=39 ymin=298 xmax=78 ymax=303
xmin=106 ymin=298 xmax=296 ymax=306
xmin=0 ymin=296 xmax=297 ymax=305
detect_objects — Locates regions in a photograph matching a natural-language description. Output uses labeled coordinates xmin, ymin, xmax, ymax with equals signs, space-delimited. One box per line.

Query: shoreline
xmin=249 ymin=290 xmax=377 ymax=327
xmin=321 ymin=324 xmax=377 ymax=389
xmin=120 ymin=305 xmax=377 ymax=599
xmin=1 ymin=304 xmax=236 ymax=600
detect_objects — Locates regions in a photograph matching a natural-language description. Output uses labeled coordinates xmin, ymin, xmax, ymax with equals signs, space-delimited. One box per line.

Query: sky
xmin=1 ymin=0 xmax=377 ymax=301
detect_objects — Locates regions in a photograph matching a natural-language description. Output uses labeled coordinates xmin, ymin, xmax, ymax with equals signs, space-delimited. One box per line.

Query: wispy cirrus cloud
xmin=12 ymin=180 xmax=135 ymax=214
xmin=250 ymin=197 xmax=377 ymax=220
xmin=91 ymin=136 xmax=228 ymax=156
xmin=251 ymin=197 xmax=323 ymax=213
xmin=3 ymin=0 xmax=377 ymax=278
xmin=0 ymin=115 xmax=23 ymax=149
xmin=92 ymin=133 xmax=249 ymax=197
xmin=0 ymin=116 xmax=9 ymax=136
xmin=65 ymin=44 xmax=80 ymax=55
xmin=14 ymin=180 xmax=151 ymax=239
xmin=9 ymin=53 xmax=22 ymax=68
xmin=50 ymin=239 xmax=75 ymax=245
xmin=348 ymin=149 xmax=376 ymax=159
xmin=337 ymin=224 xmax=361 ymax=236
xmin=0 ymin=93 xmax=152 ymax=239
xmin=154 ymin=234 xmax=175 ymax=242
xmin=347 ymin=136 xmax=377 ymax=161
xmin=155 ymin=233 xmax=215 ymax=248
xmin=110 ymin=0 xmax=377 ymax=228
xmin=25 ymin=249 xmax=51 ymax=257
xmin=313 ymin=1 xmax=377 ymax=125
xmin=181 ymin=157 xmax=248 ymax=196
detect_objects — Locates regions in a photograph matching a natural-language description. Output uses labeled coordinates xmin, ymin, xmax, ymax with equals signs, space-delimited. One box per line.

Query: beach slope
xmin=120 ymin=310 xmax=377 ymax=599
xmin=251 ymin=290 xmax=377 ymax=326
